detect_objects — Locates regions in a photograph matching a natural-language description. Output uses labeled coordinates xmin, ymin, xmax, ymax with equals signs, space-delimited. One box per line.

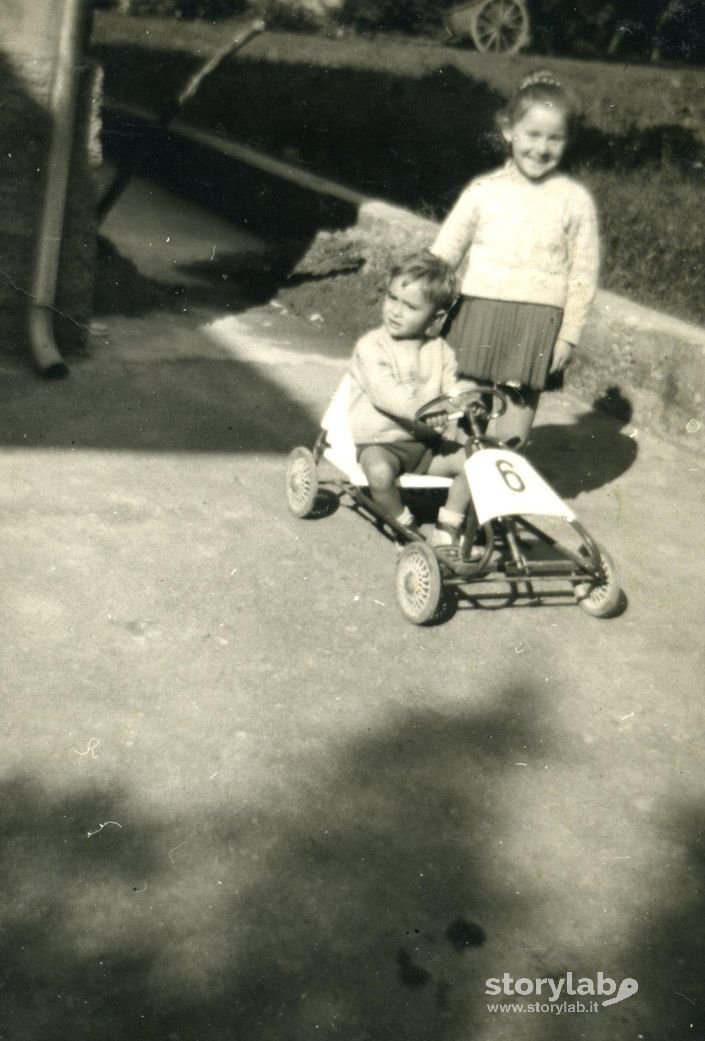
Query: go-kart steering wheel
xmin=415 ymin=386 xmax=508 ymax=424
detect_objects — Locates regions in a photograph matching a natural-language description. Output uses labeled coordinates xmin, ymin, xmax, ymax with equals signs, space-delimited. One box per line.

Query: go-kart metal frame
xmin=286 ymin=380 xmax=625 ymax=625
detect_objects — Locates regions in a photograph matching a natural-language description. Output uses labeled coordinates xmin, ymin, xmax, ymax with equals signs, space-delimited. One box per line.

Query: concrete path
xmin=1 ymin=175 xmax=704 ymax=1041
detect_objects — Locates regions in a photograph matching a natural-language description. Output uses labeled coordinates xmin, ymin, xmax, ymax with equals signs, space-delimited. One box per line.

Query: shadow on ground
xmin=3 ymin=688 xmax=703 ymax=1039
xmin=527 ymin=386 xmax=638 ymax=499
xmin=94 ymin=234 xmax=288 ymax=320
xmin=0 ymin=342 xmax=319 ymax=453
xmin=629 ymin=798 xmax=705 ymax=1040
xmin=0 ymin=218 xmax=330 ymax=452
xmin=0 ymin=686 xmax=552 ymax=1041
xmin=99 ymin=102 xmax=361 ymax=292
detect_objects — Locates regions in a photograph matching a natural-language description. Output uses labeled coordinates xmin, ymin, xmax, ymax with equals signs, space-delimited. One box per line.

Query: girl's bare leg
xmin=491 ymin=387 xmax=540 ymax=449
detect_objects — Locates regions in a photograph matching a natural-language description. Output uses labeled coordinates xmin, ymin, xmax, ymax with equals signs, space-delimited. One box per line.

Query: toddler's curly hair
xmin=389 ymin=251 xmax=458 ymax=313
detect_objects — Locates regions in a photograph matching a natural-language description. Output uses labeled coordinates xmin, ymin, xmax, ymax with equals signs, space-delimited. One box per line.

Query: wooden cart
xmin=445 ymin=0 xmax=530 ymax=54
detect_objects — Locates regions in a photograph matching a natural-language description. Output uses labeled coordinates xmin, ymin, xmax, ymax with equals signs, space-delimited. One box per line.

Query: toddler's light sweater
xmin=431 ymin=162 xmax=600 ymax=345
xmin=348 ymin=326 xmax=460 ymax=444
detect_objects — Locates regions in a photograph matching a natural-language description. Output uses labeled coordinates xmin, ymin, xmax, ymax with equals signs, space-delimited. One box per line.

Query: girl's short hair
xmin=389 ymin=251 xmax=458 ymax=312
xmin=500 ymin=69 xmax=578 ymax=136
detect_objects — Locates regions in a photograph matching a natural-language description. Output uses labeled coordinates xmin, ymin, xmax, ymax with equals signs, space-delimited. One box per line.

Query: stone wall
xmin=0 ymin=0 xmax=100 ymax=360
xmin=573 ymin=291 xmax=705 ymax=446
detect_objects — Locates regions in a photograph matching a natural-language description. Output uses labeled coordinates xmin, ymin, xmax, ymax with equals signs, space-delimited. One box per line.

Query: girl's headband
xmin=520 ymin=70 xmax=561 ymax=91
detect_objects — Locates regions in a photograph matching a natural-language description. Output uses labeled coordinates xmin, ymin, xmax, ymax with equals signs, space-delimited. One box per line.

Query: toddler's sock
xmin=396 ymin=506 xmax=415 ymax=528
xmin=437 ymin=506 xmax=464 ymax=530
xmin=430 ymin=506 xmax=466 ymax=549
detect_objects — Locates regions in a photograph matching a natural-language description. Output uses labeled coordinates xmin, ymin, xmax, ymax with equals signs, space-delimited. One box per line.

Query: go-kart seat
xmin=320 ymin=375 xmax=452 ymax=489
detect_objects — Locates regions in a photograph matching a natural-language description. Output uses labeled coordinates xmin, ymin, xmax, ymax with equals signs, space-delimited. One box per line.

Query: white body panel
xmin=465 ymin=448 xmax=576 ymax=525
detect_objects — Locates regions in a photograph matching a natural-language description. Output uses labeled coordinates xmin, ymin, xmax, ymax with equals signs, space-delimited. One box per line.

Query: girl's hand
xmin=550 ymin=338 xmax=574 ymax=374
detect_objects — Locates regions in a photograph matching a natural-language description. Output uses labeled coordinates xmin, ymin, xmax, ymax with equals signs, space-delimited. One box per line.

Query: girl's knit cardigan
xmin=431 ymin=162 xmax=600 ymax=346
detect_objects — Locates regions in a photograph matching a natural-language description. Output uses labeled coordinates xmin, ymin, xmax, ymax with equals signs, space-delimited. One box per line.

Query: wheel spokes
xmin=291 ymin=459 xmax=312 ymax=503
xmin=404 ymin=555 xmax=431 ymax=608
xmin=475 ymin=0 xmax=527 ymax=51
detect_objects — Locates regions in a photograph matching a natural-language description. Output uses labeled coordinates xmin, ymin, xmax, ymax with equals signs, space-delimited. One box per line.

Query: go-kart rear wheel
xmin=574 ymin=544 xmax=624 ymax=618
xmin=395 ymin=542 xmax=444 ymax=625
xmin=286 ymin=447 xmax=319 ymax=518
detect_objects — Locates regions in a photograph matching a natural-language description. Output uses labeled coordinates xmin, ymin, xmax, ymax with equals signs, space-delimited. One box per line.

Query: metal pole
xmin=28 ymin=0 xmax=88 ymax=377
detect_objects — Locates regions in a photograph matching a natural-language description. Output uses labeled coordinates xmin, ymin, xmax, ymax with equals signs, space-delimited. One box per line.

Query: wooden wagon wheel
xmin=470 ymin=0 xmax=530 ymax=54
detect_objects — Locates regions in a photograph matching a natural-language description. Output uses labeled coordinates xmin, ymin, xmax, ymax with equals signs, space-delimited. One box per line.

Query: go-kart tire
xmin=286 ymin=447 xmax=319 ymax=518
xmin=574 ymin=544 xmax=624 ymax=618
xmin=395 ymin=542 xmax=444 ymax=625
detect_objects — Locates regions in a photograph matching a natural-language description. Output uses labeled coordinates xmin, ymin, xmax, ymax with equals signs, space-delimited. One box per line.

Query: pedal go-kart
xmin=285 ymin=377 xmax=625 ymax=625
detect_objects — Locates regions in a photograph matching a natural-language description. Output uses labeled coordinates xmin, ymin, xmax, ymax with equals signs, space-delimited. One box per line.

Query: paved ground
xmin=1 ymin=175 xmax=704 ymax=1041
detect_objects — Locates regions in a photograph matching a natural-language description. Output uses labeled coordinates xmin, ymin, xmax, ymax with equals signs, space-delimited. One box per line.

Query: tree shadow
xmin=0 ymin=326 xmax=322 ymax=452
xmin=0 ymin=774 xmax=169 ymax=1040
xmin=527 ymin=387 xmax=638 ymax=500
xmin=93 ymin=42 xmax=506 ymax=218
xmin=94 ymin=234 xmax=288 ymax=319
xmin=4 ymin=696 xmax=704 ymax=1040
xmin=94 ymin=36 xmax=705 ymax=224
xmin=0 ymin=215 xmax=334 ymax=452
xmin=625 ymin=798 xmax=705 ymax=1040
xmin=546 ymin=796 xmax=705 ymax=1040
xmin=0 ymin=685 xmax=561 ymax=1041
xmin=99 ymin=100 xmax=361 ymax=275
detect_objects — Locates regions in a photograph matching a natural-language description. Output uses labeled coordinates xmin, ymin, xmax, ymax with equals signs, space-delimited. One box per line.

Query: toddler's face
xmin=382 ymin=276 xmax=439 ymax=339
xmin=503 ymin=103 xmax=568 ymax=181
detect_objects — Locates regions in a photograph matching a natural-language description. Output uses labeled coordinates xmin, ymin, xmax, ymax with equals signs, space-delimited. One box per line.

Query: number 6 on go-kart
xmin=286 ymin=380 xmax=626 ymax=625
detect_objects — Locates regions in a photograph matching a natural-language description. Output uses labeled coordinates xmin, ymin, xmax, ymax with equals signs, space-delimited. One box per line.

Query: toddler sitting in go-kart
xmin=347 ymin=251 xmax=474 ymax=547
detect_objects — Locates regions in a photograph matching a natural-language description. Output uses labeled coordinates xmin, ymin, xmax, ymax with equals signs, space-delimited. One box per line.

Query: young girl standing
xmin=430 ymin=71 xmax=600 ymax=449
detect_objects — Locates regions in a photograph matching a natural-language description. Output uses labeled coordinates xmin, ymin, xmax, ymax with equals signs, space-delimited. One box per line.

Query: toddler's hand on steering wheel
xmin=416 ymin=387 xmax=508 ymax=426
xmin=422 ymin=411 xmax=449 ymax=433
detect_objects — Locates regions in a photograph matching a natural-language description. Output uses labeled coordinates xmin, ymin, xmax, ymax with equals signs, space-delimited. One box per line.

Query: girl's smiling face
xmin=503 ymin=103 xmax=568 ymax=181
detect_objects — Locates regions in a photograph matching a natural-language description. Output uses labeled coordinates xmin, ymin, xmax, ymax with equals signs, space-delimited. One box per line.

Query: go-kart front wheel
xmin=395 ymin=542 xmax=444 ymax=625
xmin=286 ymin=447 xmax=319 ymax=518
xmin=574 ymin=544 xmax=624 ymax=618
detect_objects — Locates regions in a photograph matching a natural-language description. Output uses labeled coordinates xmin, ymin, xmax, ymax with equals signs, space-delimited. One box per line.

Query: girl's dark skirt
xmin=445 ymin=296 xmax=564 ymax=391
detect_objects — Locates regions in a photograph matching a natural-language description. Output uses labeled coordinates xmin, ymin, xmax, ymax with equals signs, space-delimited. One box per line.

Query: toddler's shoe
xmin=430 ymin=521 xmax=485 ymax=561
xmin=429 ymin=520 xmax=463 ymax=548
